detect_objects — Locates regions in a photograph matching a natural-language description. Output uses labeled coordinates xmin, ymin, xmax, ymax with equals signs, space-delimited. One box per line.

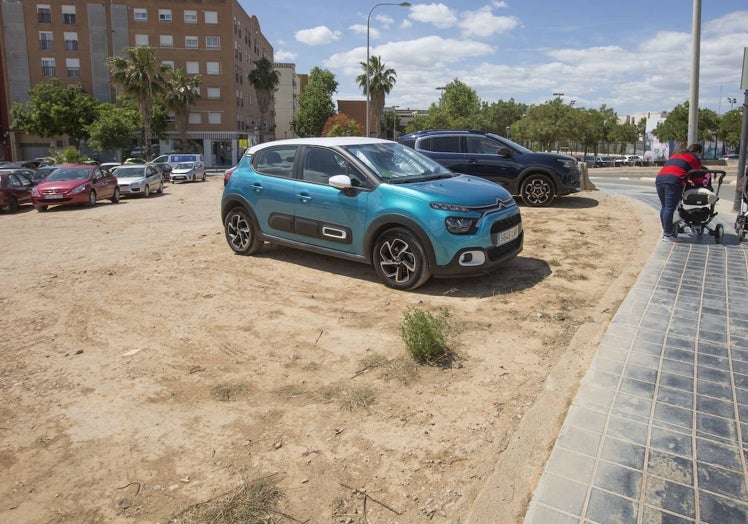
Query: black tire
xmin=224 ymin=206 xmax=263 ymax=255
xmin=201 ymin=172 xmax=206 ymax=182
xmin=144 ymin=185 xmax=150 ymax=198
xmin=520 ymin=174 xmax=554 ymax=207
xmin=373 ymin=227 xmax=431 ymax=290
xmin=7 ymin=196 xmax=18 ymax=214
xmin=88 ymin=190 xmax=97 ymax=207
xmin=157 ymin=182 xmax=163 ymax=194
xmin=111 ymin=187 xmax=120 ymax=203
xmin=715 ymin=224 xmax=724 ymax=244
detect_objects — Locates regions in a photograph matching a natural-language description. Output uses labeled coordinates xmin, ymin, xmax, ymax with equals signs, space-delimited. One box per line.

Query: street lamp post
xmin=391 ymin=105 xmax=399 ymax=140
xmin=366 ymin=2 xmax=410 ymax=137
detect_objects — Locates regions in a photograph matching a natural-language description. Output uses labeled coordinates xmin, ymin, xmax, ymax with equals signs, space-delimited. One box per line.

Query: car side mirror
xmin=329 ymin=174 xmax=352 ymax=190
xmin=496 ymin=146 xmax=512 ymax=157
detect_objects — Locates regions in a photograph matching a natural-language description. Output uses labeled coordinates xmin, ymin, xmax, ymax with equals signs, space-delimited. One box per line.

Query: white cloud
xmin=409 ymin=3 xmax=458 ymax=29
xmin=274 ymin=49 xmax=297 ymax=62
xmin=458 ymin=7 xmax=520 ymax=38
xmin=295 ymin=26 xmax=341 ymax=46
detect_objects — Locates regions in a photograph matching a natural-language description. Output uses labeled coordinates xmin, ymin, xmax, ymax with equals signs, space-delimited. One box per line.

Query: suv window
xmin=253 ymin=146 xmax=297 ymax=178
xmin=428 ymin=136 xmax=460 ymax=153
xmin=466 ymin=136 xmax=500 ymax=154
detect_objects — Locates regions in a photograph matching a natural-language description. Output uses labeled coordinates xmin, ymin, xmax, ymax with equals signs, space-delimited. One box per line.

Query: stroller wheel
xmin=715 ymin=224 xmax=724 ymax=244
xmin=736 ymin=217 xmax=746 ymax=242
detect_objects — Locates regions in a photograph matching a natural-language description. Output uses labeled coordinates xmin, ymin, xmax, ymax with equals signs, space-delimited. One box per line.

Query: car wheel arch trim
xmin=363 ymin=214 xmax=436 ymax=268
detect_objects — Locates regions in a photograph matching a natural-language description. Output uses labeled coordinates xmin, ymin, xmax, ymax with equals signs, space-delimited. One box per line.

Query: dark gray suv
xmin=398 ymin=130 xmax=581 ymax=206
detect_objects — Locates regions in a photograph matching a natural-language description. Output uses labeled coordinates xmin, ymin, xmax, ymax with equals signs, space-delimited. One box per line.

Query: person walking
xmin=655 ymin=143 xmax=704 ymax=241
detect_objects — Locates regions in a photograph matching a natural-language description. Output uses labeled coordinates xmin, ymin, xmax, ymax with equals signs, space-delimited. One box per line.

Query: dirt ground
xmin=0 ymin=174 xmax=658 ymax=523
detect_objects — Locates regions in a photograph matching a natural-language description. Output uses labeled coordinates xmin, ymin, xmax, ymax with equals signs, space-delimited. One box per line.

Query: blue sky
xmin=238 ymin=1 xmax=748 ymax=116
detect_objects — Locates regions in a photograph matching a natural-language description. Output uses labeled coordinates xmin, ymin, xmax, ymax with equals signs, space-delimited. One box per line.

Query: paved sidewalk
xmin=524 ymin=190 xmax=748 ymax=522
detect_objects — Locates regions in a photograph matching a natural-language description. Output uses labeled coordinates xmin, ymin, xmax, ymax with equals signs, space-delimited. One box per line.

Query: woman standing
xmin=655 ymin=143 xmax=704 ymax=241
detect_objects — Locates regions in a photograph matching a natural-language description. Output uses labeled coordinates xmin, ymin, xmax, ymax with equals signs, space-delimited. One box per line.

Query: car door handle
xmin=297 ymin=193 xmax=311 ymax=203
xmin=251 ymin=183 xmax=263 ymax=193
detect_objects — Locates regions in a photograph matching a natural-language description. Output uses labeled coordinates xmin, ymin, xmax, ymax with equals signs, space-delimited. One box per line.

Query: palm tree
xmin=163 ymin=68 xmax=202 ymax=152
xmin=108 ymin=47 xmax=170 ymax=160
xmin=248 ymin=57 xmax=280 ymax=142
xmin=357 ymin=56 xmax=397 ymax=138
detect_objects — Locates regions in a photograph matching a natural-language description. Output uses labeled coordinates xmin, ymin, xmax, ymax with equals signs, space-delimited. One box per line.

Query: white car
xmin=114 ymin=164 xmax=163 ymax=197
xmin=170 ymin=162 xmax=206 ymax=183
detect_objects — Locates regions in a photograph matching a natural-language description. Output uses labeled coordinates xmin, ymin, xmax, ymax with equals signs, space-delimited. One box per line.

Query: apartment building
xmin=274 ymin=62 xmax=297 ymax=140
xmin=0 ymin=0 xmax=275 ymax=166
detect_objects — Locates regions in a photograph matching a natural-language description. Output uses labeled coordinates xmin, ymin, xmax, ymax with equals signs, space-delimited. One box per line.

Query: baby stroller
xmin=672 ymin=169 xmax=726 ymax=243
xmin=735 ymin=168 xmax=748 ymax=242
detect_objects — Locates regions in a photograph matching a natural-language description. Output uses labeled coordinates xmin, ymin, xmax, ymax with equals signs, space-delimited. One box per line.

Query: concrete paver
xmin=525 ymin=179 xmax=748 ymax=523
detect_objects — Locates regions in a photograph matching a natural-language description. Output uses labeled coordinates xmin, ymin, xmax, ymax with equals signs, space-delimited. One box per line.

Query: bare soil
xmin=0 ymin=176 xmax=658 ymax=523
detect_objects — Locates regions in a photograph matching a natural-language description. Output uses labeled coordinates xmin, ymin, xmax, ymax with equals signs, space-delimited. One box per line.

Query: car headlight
xmin=445 ymin=216 xmax=475 ymax=234
xmin=557 ymin=158 xmax=577 ymax=169
xmin=70 ymin=184 xmax=88 ymax=194
xmin=430 ymin=202 xmax=471 ymax=213
xmin=31 ymin=187 xmax=39 ymax=196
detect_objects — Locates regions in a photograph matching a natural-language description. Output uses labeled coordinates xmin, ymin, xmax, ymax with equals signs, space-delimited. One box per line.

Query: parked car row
xmin=1 ymin=160 xmax=208 ymax=213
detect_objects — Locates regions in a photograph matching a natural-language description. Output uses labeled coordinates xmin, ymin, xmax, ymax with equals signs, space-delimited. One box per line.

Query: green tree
xmin=10 ymin=78 xmax=98 ymax=148
xmin=480 ymin=98 xmax=528 ymax=137
xmin=719 ymin=107 xmax=743 ymax=150
xmin=248 ymin=57 xmax=280 ymax=142
xmin=357 ymin=55 xmax=397 ymax=137
xmin=86 ymin=102 xmax=141 ymax=153
xmin=439 ymin=79 xmax=481 ymax=128
xmin=321 ymin=113 xmax=362 ymax=137
xmin=163 ymin=68 xmax=202 ymax=151
xmin=511 ymin=98 xmax=577 ymax=151
xmin=292 ymin=67 xmax=337 ymax=137
xmin=108 ymin=47 xmax=171 ymax=160
xmin=652 ymin=102 xmax=721 ymax=150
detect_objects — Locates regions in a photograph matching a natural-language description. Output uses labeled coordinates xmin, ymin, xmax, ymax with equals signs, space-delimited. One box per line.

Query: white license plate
xmin=46 ymin=194 xmax=64 ymax=199
xmin=495 ymin=224 xmax=520 ymax=245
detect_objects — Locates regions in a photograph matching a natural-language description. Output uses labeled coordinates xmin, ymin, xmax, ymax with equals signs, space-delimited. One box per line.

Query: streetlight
xmin=391 ymin=105 xmax=399 ymax=140
xmin=729 ymin=97 xmax=737 ymax=111
xmin=366 ymin=2 xmax=410 ymax=137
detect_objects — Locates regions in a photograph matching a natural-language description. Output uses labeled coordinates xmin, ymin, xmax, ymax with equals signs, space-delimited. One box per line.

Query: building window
xmin=62 ymin=5 xmax=76 ymax=24
xmin=188 ymin=112 xmax=201 ymax=124
xmin=207 ymin=87 xmax=221 ymax=99
xmin=184 ymin=10 xmax=198 ymax=23
xmin=134 ymin=34 xmax=149 ymax=47
xmin=133 ymin=8 xmax=147 ymax=21
xmin=166 ymin=112 xmax=176 ymax=123
xmin=42 ymin=58 xmax=56 ymax=77
xmin=206 ymin=36 xmax=220 ymax=49
xmin=39 ymin=32 xmax=54 ymax=50
xmin=66 ymin=58 xmax=80 ymax=77
xmin=37 ymin=5 xmax=52 ymax=23
xmin=160 ymin=35 xmax=173 ymax=48
xmin=64 ymin=32 xmax=78 ymax=51
xmin=186 ymin=61 xmax=200 ymax=75
xmin=208 ymin=112 xmax=221 ymax=125
xmin=161 ymin=60 xmax=175 ymax=70
xmin=204 ymin=11 xmax=218 ymax=24
xmin=185 ymin=36 xmax=198 ymax=49
xmin=206 ymin=62 xmax=220 ymax=75
xmin=158 ymin=9 xmax=172 ymax=22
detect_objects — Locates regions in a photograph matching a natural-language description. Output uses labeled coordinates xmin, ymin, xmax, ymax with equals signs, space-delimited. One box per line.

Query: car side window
xmin=253 ymin=146 xmax=297 ymax=178
xmin=466 ymin=136 xmax=499 ymax=154
xmin=302 ymin=148 xmax=347 ymax=185
xmin=430 ymin=136 xmax=460 ymax=153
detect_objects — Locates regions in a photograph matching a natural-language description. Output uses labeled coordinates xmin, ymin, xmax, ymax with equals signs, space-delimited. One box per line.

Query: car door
xmin=461 ymin=135 xmax=520 ymax=189
xmin=9 ymin=172 xmax=33 ymax=204
xmin=248 ymin=146 xmax=299 ymax=237
xmin=291 ymin=146 xmax=370 ymax=255
xmin=92 ymin=167 xmax=115 ymax=198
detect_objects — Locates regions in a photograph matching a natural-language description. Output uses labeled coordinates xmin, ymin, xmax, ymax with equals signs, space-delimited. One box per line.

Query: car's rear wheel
xmin=157 ymin=182 xmax=163 ymax=194
xmin=88 ymin=190 xmax=97 ymax=207
xmin=111 ymin=187 xmax=120 ymax=203
xmin=7 ymin=196 xmax=18 ymax=213
xmin=520 ymin=174 xmax=554 ymax=207
xmin=373 ymin=227 xmax=431 ymax=290
xmin=201 ymin=172 xmax=206 ymax=182
xmin=224 ymin=206 xmax=263 ymax=255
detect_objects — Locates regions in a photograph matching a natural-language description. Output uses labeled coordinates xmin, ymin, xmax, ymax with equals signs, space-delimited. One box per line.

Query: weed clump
xmin=400 ymin=307 xmax=448 ymax=364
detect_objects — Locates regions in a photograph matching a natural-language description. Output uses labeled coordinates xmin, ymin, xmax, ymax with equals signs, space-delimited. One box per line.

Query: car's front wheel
xmin=88 ymin=190 xmax=97 ymax=207
xmin=111 ymin=187 xmax=120 ymax=203
xmin=520 ymin=173 xmax=554 ymax=207
xmin=144 ymin=185 xmax=150 ymax=197
xmin=373 ymin=228 xmax=431 ymax=290
xmin=224 ymin=207 xmax=263 ymax=255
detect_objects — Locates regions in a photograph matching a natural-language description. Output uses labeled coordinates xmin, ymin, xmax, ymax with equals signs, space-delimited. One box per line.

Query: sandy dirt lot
xmin=0 ymin=175 xmax=658 ymax=523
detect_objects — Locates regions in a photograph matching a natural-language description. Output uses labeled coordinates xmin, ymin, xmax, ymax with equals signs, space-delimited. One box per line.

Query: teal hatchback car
xmin=221 ymin=137 xmax=523 ymax=290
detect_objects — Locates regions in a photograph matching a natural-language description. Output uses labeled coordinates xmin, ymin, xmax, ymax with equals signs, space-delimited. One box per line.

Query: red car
xmin=31 ymin=164 xmax=120 ymax=211
xmin=0 ymin=169 xmax=34 ymax=213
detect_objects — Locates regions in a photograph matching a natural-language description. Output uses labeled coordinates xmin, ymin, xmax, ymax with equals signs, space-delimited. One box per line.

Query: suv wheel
xmin=224 ymin=206 xmax=263 ymax=255
xmin=520 ymin=174 xmax=554 ymax=207
xmin=373 ymin=227 xmax=431 ymax=290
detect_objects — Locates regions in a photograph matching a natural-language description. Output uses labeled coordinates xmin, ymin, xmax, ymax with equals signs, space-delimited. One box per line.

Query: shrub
xmin=400 ymin=307 xmax=448 ymax=364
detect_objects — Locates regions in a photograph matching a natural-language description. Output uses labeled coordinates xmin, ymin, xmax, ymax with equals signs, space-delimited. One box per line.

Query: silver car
xmin=113 ymin=164 xmax=163 ymax=197
xmin=169 ymin=162 xmax=206 ymax=183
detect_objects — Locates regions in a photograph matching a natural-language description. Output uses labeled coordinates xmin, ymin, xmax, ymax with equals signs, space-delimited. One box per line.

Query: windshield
xmin=341 ymin=142 xmax=453 ymax=182
xmin=45 ymin=167 xmax=91 ymax=181
xmin=113 ymin=167 xmax=145 ymax=177
xmin=175 ymin=162 xmax=194 ymax=170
